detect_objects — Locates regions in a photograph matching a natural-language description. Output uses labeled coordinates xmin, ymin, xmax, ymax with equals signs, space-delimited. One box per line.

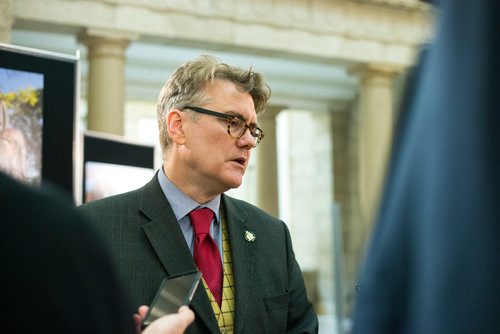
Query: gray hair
xmin=157 ymin=55 xmax=271 ymax=155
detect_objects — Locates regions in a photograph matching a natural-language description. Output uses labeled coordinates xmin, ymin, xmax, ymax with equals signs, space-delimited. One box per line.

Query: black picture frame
xmin=0 ymin=43 xmax=78 ymax=198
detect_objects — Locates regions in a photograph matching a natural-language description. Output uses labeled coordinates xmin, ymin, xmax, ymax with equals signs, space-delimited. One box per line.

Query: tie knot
xmin=189 ymin=208 xmax=214 ymax=236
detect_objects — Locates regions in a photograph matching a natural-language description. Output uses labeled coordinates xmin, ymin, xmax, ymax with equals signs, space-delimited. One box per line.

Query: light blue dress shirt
xmin=157 ymin=168 xmax=223 ymax=259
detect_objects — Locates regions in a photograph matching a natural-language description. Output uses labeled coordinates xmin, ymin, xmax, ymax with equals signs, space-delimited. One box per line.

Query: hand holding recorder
xmin=134 ymin=271 xmax=201 ymax=334
xmin=134 ymin=305 xmax=194 ymax=334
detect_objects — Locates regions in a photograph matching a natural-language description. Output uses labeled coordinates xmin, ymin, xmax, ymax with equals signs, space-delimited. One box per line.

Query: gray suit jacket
xmin=79 ymin=175 xmax=318 ymax=333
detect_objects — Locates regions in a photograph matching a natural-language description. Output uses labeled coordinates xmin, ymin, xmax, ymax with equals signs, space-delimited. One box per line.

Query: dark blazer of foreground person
xmin=0 ymin=172 xmax=134 ymax=334
xmin=353 ymin=1 xmax=500 ymax=333
xmin=80 ymin=174 xmax=317 ymax=334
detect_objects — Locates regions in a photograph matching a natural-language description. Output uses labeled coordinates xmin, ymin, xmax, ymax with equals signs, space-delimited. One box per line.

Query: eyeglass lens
xmin=228 ymin=117 xmax=261 ymax=144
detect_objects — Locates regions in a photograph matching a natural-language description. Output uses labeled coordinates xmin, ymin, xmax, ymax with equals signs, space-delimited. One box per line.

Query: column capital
xmin=348 ymin=62 xmax=406 ymax=82
xmin=79 ymin=28 xmax=137 ymax=58
xmin=80 ymin=27 xmax=138 ymax=43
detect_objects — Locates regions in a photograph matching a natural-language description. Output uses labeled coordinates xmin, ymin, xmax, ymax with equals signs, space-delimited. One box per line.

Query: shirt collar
xmin=158 ymin=168 xmax=221 ymax=223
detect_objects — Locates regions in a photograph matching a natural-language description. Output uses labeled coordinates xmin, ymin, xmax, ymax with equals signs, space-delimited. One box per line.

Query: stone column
xmin=354 ymin=63 xmax=402 ymax=233
xmin=256 ymin=105 xmax=284 ymax=218
xmin=0 ymin=0 xmax=13 ymax=43
xmin=80 ymin=29 xmax=136 ymax=135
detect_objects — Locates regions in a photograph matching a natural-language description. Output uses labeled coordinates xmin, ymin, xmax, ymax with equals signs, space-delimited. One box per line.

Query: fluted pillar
xmin=0 ymin=0 xmax=13 ymax=43
xmin=354 ymin=64 xmax=402 ymax=230
xmin=256 ymin=105 xmax=284 ymax=218
xmin=80 ymin=29 xmax=136 ymax=135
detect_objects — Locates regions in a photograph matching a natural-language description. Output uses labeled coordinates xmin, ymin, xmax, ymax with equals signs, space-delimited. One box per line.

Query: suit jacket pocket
xmin=264 ymin=292 xmax=289 ymax=311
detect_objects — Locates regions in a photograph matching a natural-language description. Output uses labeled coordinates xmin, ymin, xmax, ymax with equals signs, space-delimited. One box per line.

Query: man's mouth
xmin=233 ymin=157 xmax=247 ymax=166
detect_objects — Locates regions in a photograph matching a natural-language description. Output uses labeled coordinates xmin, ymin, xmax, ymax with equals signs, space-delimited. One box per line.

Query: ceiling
xmin=10 ymin=29 xmax=359 ymax=113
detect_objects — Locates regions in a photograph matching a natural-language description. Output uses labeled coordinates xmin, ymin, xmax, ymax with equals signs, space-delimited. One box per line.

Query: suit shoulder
xmin=223 ymin=194 xmax=283 ymax=226
xmin=79 ymin=174 xmax=160 ymax=212
xmin=79 ymin=187 xmax=141 ymax=210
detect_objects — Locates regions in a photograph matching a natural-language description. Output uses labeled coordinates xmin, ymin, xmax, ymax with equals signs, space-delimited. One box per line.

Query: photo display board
xmin=0 ymin=43 xmax=78 ymax=197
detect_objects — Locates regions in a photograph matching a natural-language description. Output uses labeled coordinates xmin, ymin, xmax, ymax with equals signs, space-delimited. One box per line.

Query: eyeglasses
xmin=184 ymin=106 xmax=265 ymax=147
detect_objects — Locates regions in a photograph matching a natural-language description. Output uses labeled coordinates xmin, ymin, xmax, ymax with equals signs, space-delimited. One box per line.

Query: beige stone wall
xmin=12 ymin=0 xmax=432 ymax=65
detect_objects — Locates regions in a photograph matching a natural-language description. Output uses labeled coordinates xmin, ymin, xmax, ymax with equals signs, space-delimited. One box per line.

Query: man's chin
xmin=225 ymin=177 xmax=243 ymax=190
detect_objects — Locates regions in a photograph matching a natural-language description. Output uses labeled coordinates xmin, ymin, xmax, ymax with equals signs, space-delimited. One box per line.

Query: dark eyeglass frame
xmin=184 ymin=106 xmax=265 ymax=146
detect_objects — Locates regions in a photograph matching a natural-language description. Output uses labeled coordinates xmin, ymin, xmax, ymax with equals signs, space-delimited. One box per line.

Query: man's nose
xmin=236 ymin=127 xmax=256 ymax=149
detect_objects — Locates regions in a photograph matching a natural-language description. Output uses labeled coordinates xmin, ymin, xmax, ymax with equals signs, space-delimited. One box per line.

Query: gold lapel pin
xmin=244 ymin=230 xmax=256 ymax=242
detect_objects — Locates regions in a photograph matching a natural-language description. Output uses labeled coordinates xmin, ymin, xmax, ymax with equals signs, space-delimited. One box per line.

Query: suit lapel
xmin=223 ymin=195 xmax=258 ymax=334
xmin=138 ymin=175 xmax=220 ymax=334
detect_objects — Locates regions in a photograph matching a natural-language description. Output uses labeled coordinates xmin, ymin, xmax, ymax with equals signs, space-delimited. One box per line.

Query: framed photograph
xmin=0 ymin=43 xmax=78 ymax=197
xmin=81 ymin=131 xmax=156 ymax=204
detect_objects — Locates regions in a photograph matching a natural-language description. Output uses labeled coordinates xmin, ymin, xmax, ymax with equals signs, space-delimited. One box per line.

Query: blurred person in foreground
xmin=353 ymin=1 xmax=500 ymax=333
xmin=0 ymin=171 xmax=194 ymax=334
xmin=79 ymin=55 xmax=318 ymax=333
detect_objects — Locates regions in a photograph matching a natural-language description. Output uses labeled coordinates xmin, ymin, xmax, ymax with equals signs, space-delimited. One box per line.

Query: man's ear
xmin=167 ymin=109 xmax=186 ymax=145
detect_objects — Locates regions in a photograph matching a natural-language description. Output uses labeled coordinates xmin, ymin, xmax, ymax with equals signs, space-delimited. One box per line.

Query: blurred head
xmin=157 ymin=55 xmax=271 ymax=157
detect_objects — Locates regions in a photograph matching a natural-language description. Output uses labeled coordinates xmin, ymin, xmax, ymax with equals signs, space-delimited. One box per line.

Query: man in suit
xmin=0 ymin=171 xmax=195 ymax=334
xmin=353 ymin=1 xmax=500 ymax=333
xmin=79 ymin=55 xmax=318 ymax=333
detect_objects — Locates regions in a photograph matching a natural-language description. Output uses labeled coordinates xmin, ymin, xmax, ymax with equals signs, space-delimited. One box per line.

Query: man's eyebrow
xmin=227 ymin=110 xmax=257 ymax=126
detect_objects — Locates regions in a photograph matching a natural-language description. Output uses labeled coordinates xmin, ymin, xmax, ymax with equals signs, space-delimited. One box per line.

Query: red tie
xmin=189 ymin=208 xmax=222 ymax=305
